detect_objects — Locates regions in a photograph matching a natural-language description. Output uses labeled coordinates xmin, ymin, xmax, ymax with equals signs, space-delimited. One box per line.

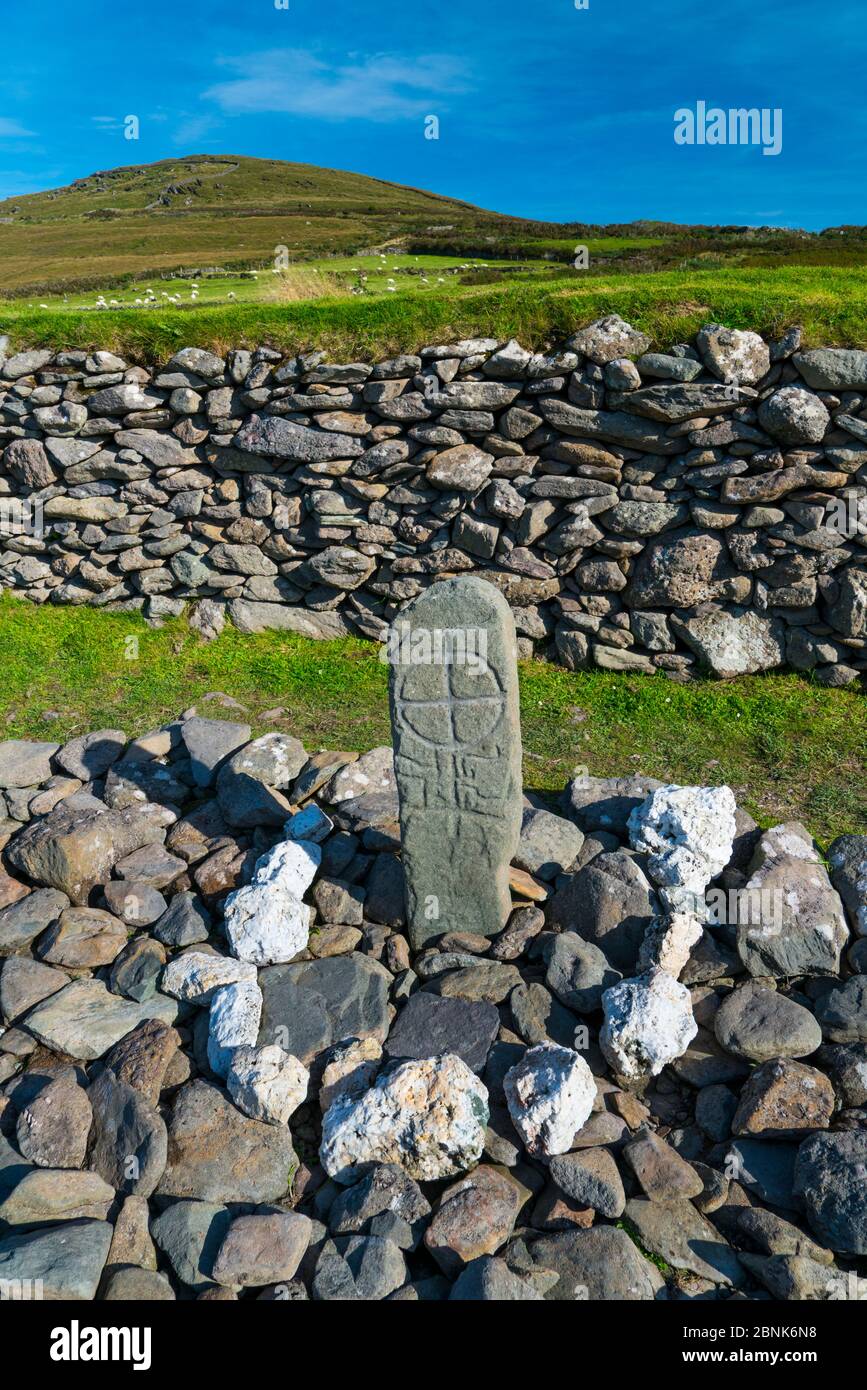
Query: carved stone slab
xmin=388 ymin=576 xmax=522 ymax=949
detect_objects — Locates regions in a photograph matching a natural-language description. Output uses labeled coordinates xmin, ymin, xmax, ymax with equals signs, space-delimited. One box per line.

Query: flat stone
xmin=103 ymin=880 xmax=167 ymax=927
xmin=0 ymin=740 xmax=58 ymax=789
xmin=181 ymin=717 xmax=251 ymax=788
xmin=548 ymin=851 xmax=658 ymax=974
xmin=545 ymin=933 xmax=622 ymax=1013
xmin=737 ymin=832 xmax=849 ymax=978
xmin=152 ymin=891 xmax=212 ymax=946
xmin=0 ymin=957 xmax=68 ymax=1021
xmin=0 ymin=1219 xmax=112 ymax=1299
xmin=212 ymin=1212 xmax=312 ymax=1288
xmin=257 ymin=954 xmax=391 ymax=1066
xmin=548 ymin=1147 xmax=626 ymax=1217
xmin=670 ymin=607 xmax=785 ymax=678
xmin=622 ymin=1130 xmax=705 ymax=1202
xmin=526 ymin=1225 xmax=663 ymax=1300
xmin=424 ymin=1165 xmax=521 ymax=1275
xmin=793 ymin=1130 xmax=867 ymax=1255
xmin=815 ymin=976 xmax=867 ymax=1043
xmin=37 ymin=906 xmax=127 ymax=968
xmin=515 ymin=808 xmax=584 ymax=880
xmin=103 ymin=1267 xmax=176 ymax=1301
xmin=6 ymin=799 xmax=174 ymax=905
xmin=384 ymin=992 xmax=499 ymax=1074
xmin=16 ymin=1067 xmax=92 ymax=1168
xmin=725 ymin=1138 xmax=800 ymax=1209
xmin=55 ymin=729 xmax=126 ymax=781
xmin=827 ymin=834 xmax=867 ymax=936
xmin=101 ymin=1018 xmax=180 ymax=1105
xmin=24 ymin=978 xmax=178 ymax=1060
xmin=150 ymin=1199 xmax=233 ymax=1292
xmin=624 ymin=1197 xmax=745 ymax=1285
xmin=156 ymin=1079 xmax=297 ymax=1204
xmin=731 ymin=1058 xmax=834 ymax=1138
xmin=793 ymin=348 xmax=867 ymax=391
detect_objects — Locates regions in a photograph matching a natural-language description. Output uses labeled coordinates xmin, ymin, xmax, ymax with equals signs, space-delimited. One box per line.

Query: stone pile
xmin=1 ymin=711 xmax=865 ymax=1298
xmin=3 ymin=321 xmax=867 ymax=683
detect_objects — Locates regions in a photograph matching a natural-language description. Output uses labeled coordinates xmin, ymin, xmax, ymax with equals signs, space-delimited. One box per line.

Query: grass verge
xmin=1 ymin=594 xmax=864 ymax=846
xmin=3 ymin=266 xmax=867 ymax=363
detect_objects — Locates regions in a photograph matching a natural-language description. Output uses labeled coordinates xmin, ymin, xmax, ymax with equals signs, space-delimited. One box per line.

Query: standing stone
xmin=388 ymin=577 xmax=522 ymax=949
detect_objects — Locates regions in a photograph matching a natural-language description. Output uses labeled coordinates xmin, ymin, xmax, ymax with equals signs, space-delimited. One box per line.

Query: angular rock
xmin=320 ymin=1055 xmax=489 ymax=1184
xmin=503 ymin=1043 xmax=596 ymax=1158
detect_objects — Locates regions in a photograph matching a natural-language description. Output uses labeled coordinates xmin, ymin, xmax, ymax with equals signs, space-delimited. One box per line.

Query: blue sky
xmin=0 ymin=0 xmax=863 ymax=228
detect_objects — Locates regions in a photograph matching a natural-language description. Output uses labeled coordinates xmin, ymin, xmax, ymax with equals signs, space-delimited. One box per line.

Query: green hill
xmin=0 ymin=154 xmax=559 ymax=295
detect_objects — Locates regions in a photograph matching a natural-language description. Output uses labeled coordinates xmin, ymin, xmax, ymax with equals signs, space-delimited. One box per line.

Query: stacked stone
xmin=2 ymin=321 xmax=867 ymax=682
xmin=0 ymin=705 xmax=865 ymax=1299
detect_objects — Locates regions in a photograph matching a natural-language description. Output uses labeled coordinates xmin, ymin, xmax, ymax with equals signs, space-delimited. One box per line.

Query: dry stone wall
xmin=2 ymin=317 xmax=867 ymax=683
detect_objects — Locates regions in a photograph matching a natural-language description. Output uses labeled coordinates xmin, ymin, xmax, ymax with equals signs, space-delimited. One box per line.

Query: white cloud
xmin=203 ymin=49 xmax=470 ymax=123
xmin=0 ymin=117 xmax=35 ymax=139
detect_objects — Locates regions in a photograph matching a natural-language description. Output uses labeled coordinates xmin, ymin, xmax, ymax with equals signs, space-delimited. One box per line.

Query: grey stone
xmin=181 ymin=717 xmax=251 ymax=788
xmin=545 ymin=933 xmax=621 ymax=1013
xmin=815 ymin=977 xmax=867 ymax=1043
xmin=0 ymin=1220 xmax=112 ymax=1300
xmin=389 ymin=577 xmax=522 ymax=949
xmin=548 ymin=851 xmax=658 ymax=973
xmin=23 ymin=978 xmax=178 ymax=1060
xmin=624 ymin=1197 xmax=745 ymax=1286
xmin=156 ymin=1079 xmax=297 ymax=1204
xmin=526 ymin=1225 xmax=663 ymax=1300
xmin=151 ymin=1199 xmax=233 ymax=1291
xmin=258 ymin=954 xmax=391 ymax=1066
xmin=793 ymin=349 xmax=867 ymax=391
xmin=794 ymin=1130 xmax=867 ymax=1255
xmin=548 ymin=1147 xmax=626 ymax=1217
xmin=0 ymin=889 xmax=69 ymax=955
xmin=0 ymin=740 xmax=58 ymax=789
xmin=671 ymin=606 xmax=785 ymax=678
xmin=86 ymin=1068 xmax=167 ymax=1197
xmin=714 ymin=983 xmax=822 ymax=1061
xmin=515 ymin=808 xmax=584 ymax=880
xmin=0 ymin=957 xmax=67 ymax=1022
xmin=827 ymin=834 xmax=867 ymax=936
xmin=16 ymin=1067 xmax=92 ymax=1168
xmin=385 ymin=992 xmax=499 ymax=1074
xmin=55 ymin=729 xmax=126 ymax=781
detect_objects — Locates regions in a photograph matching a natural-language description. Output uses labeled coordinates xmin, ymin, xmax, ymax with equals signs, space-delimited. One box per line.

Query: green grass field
xmin=1 ymin=595 xmax=864 ymax=847
xmin=5 ymin=265 xmax=867 ymax=364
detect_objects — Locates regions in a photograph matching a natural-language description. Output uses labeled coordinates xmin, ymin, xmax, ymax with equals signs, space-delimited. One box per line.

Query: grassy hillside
xmin=0 ymin=154 xmax=564 ymax=295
